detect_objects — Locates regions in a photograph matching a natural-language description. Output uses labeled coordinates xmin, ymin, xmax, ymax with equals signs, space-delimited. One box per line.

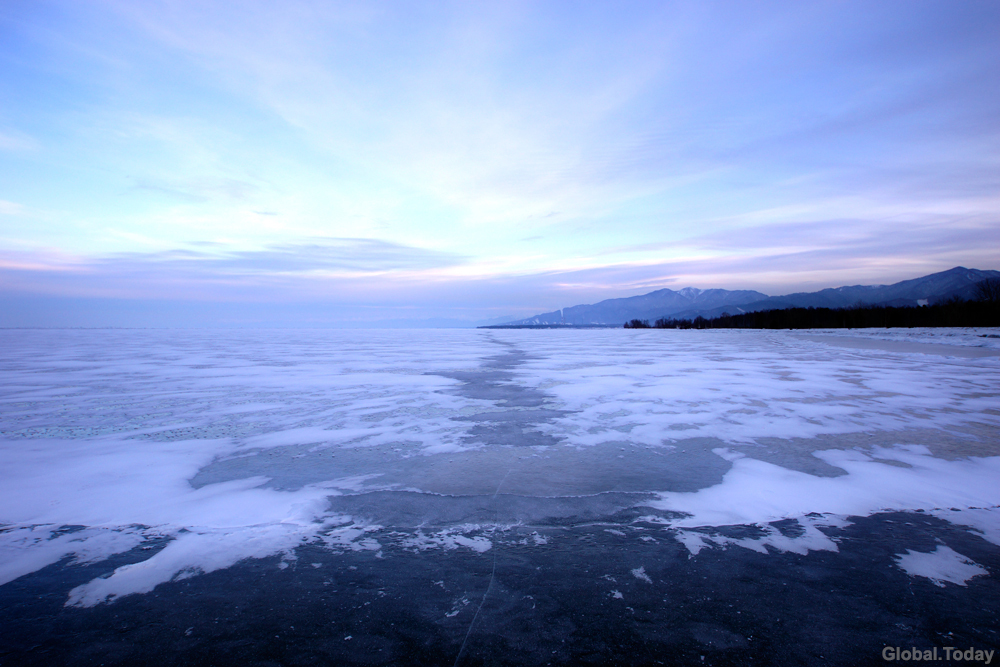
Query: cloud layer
xmin=1 ymin=1 xmax=998 ymax=324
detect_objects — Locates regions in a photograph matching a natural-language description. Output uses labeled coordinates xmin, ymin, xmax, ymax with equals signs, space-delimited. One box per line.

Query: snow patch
xmin=895 ymin=546 xmax=988 ymax=587
xmin=402 ymin=528 xmax=493 ymax=553
xmin=673 ymin=516 xmax=842 ymax=557
xmin=650 ymin=446 xmax=1000 ymax=531
xmin=631 ymin=566 xmax=652 ymax=583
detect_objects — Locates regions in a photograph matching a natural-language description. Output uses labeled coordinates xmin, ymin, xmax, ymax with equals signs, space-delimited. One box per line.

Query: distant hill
xmin=506 ymin=287 xmax=768 ymax=326
xmin=502 ymin=267 xmax=1000 ymax=326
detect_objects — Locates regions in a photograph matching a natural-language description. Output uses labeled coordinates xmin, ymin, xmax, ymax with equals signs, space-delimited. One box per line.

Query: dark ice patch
xmin=325 ymin=490 xmax=661 ymax=528
xmin=4 ymin=512 xmax=997 ymax=666
xmin=434 ymin=341 xmax=569 ymax=447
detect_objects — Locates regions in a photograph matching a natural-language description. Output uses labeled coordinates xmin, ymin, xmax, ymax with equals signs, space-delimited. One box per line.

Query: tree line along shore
xmin=624 ymin=279 xmax=1000 ymax=330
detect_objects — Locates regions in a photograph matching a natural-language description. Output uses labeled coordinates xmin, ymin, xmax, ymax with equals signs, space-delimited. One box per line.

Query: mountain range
xmin=503 ymin=267 xmax=1000 ymax=326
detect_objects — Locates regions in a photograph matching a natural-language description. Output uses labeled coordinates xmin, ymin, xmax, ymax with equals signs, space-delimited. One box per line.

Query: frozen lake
xmin=1 ymin=328 xmax=998 ymax=665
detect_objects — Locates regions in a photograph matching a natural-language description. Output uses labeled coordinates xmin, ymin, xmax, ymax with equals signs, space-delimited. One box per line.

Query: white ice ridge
xmin=649 ymin=446 xmax=1000 ymax=535
xmin=895 ymin=546 xmax=988 ymax=587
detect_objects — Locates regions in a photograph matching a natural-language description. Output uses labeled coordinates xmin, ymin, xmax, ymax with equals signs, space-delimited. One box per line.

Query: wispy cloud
xmin=0 ymin=200 xmax=27 ymax=216
xmin=159 ymin=238 xmax=467 ymax=274
xmin=131 ymin=176 xmax=260 ymax=203
xmin=1 ymin=223 xmax=995 ymax=325
xmin=0 ymin=130 xmax=38 ymax=152
xmin=0 ymin=238 xmax=467 ymax=298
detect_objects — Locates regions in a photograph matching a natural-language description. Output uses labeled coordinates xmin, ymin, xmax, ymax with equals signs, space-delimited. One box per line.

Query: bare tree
xmin=974 ymin=278 xmax=1000 ymax=303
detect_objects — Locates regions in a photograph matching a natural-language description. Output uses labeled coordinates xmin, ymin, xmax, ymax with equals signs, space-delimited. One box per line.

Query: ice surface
xmin=512 ymin=329 xmax=999 ymax=448
xmin=0 ymin=330 xmax=497 ymax=604
xmin=672 ymin=514 xmax=845 ymax=556
xmin=1 ymin=328 xmax=997 ymax=607
xmin=894 ymin=545 xmax=988 ymax=586
xmin=802 ymin=327 xmax=1000 ymax=351
xmin=649 ymin=445 xmax=1000 ymax=529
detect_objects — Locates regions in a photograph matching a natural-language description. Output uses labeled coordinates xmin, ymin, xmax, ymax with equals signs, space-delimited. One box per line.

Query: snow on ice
xmin=0 ymin=327 xmax=997 ymax=605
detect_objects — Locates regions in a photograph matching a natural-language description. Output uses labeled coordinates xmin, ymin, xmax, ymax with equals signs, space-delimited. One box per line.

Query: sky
xmin=1 ymin=1 xmax=998 ymax=326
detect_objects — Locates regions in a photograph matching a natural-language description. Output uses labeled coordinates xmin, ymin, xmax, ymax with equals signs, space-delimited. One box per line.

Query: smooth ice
xmin=0 ymin=327 xmax=998 ymax=606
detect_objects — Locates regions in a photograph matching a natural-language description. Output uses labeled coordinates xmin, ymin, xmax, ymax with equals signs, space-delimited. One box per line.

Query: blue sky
xmin=1 ymin=1 xmax=998 ymax=326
